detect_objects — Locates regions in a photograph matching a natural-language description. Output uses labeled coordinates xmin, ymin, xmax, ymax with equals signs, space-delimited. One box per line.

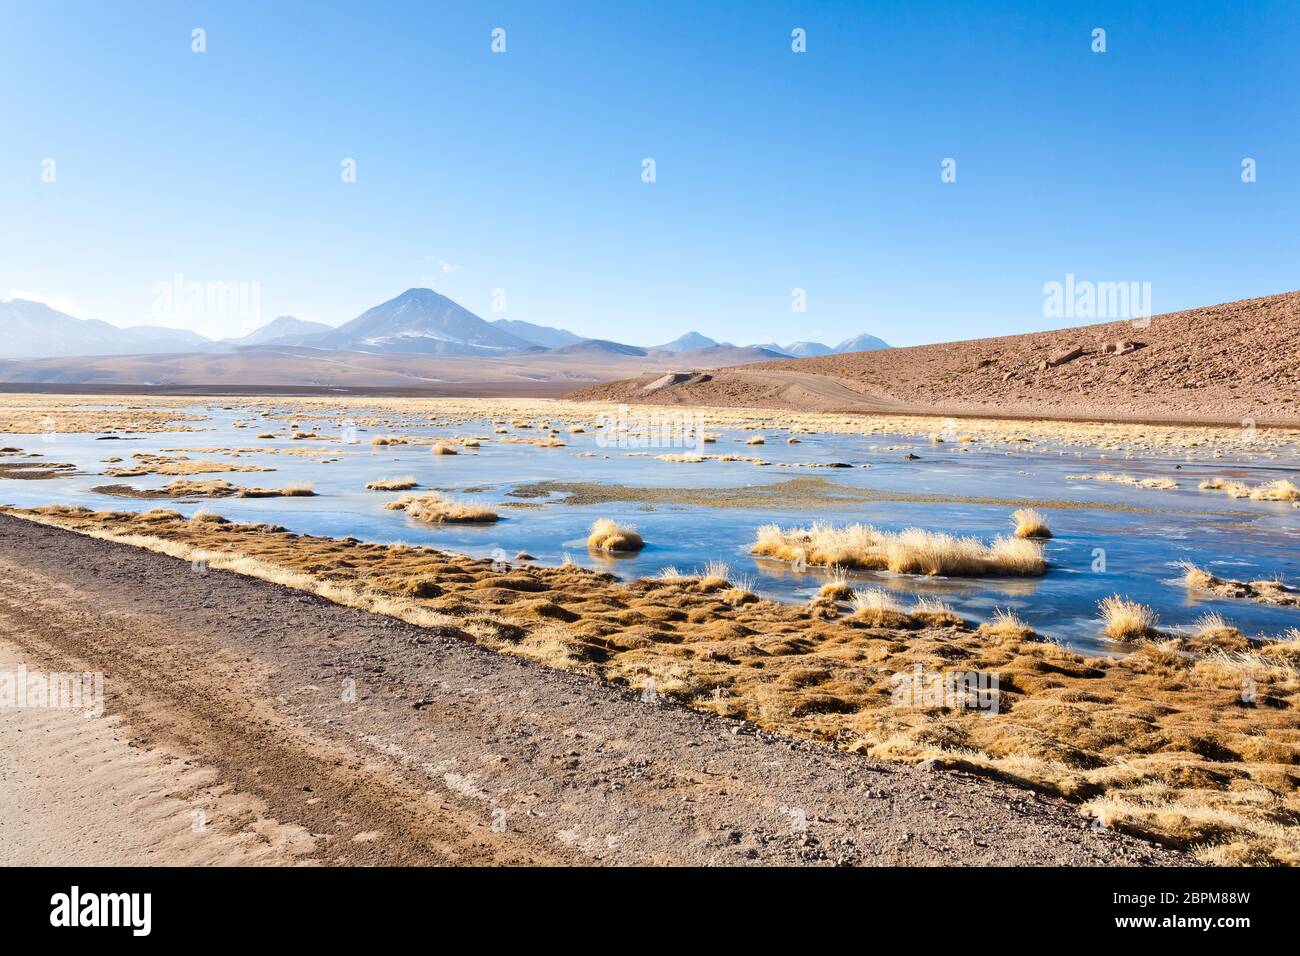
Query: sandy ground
xmin=572 ymin=291 xmax=1300 ymax=426
xmin=0 ymin=639 xmax=314 ymax=865
xmin=0 ymin=514 xmax=1186 ymax=866
xmin=0 ymin=342 xmax=779 ymax=393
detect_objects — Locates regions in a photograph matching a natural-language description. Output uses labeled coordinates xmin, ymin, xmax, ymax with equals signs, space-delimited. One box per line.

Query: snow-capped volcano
xmin=314 ymin=288 xmax=537 ymax=356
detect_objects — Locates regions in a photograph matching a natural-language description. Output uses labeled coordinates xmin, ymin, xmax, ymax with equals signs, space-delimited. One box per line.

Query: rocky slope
xmin=572 ymin=291 xmax=1300 ymax=425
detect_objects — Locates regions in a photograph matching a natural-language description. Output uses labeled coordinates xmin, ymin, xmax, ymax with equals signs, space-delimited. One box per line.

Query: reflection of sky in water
xmin=4 ymin=403 xmax=1297 ymax=656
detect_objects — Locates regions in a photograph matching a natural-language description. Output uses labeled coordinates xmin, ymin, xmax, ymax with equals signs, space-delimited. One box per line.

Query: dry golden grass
xmin=745 ymin=435 xmax=766 ymax=445
xmin=1179 ymin=562 xmax=1300 ymax=607
xmin=654 ymin=453 xmax=770 ymax=465
xmin=1251 ymin=479 xmax=1300 ymax=502
xmin=11 ymin=504 xmax=1300 ymax=865
xmin=910 ymin=594 xmax=965 ymax=628
xmin=751 ymin=521 xmax=1046 ymax=577
xmin=1199 ymin=476 xmax=1252 ymax=497
xmin=1067 ymin=473 xmax=1179 ymax=490
xmin=1179 ymin=561 xmax=1217 ymax=590
xmin=385 ymin=494 xmax=499 ymax=524
xmin=1099 ymin=594 xmax=1161 ymax=641
xmin=586 ymin=518 xmax=645 ymax=552
xmin=1200 ymin=477 xmax=1300 ymax=501
xmin=848 ymin=588 xmax=913 ymax=628
xmin=163 ymin=478 xmax=240 ymax=497
xmin=106 ymin=453 xmax=274 ymax=478
xmin=696 ymin=559 xmax=733 ymax=589
xmin=817 ymin=566 xmax=854 ymax=601
xmin=238 ymin=482 xmax=315 ymax=498
xmin=1011 ymin=507 xmax=1052 ymax=539
xmin=0 ymin=396 xmax=203 ymax=434
xmin=977 ymin=608 xmax=1036 ymax=641
xmin=499 ymin=434 xmax=566 ymax=448
xmin=365 ymin=476 xmax=418 ymax=491
xmin=4 ymin=392 xmax=1298 ymax=460
xmin=431 ymin=443 xmax=458 ymax=456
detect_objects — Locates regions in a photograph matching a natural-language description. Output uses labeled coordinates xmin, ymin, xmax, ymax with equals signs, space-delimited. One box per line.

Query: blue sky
xmin=2 ymin=0 xmax=1297 ymax=346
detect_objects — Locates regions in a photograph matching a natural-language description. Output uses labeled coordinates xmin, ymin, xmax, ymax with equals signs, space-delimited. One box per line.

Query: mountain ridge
xmin=0 ymin=289 xmax=891 ymax=361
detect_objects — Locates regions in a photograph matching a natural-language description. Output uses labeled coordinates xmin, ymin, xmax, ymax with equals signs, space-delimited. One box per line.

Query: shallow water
xmin=3 ymin=402 xmax=1298 ymax=655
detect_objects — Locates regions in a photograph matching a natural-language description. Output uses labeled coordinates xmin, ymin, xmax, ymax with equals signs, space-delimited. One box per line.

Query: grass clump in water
xmin=751 ymin=521 xmax=1045 ymax=577
xmin=1011 ymin=507 xmax=1052 ymax=539
xmin=587 ymin=518 xmax=644 ymax=553
xmin=365 ymin=476 xmax=418 ymax=491
xmin=386 ymin=493 xmax=499 ymax=524
xmin=1099 ymin=594 xmax=1161 ymax=641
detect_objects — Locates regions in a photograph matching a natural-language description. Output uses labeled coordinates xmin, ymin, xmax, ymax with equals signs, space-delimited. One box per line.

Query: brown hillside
xmin=571 ymin=291 xmax=1300 ymax=425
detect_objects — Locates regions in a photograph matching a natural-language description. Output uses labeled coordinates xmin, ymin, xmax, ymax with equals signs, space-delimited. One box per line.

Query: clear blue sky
xmin=2 ymin=0 xmax=1297 ymax=345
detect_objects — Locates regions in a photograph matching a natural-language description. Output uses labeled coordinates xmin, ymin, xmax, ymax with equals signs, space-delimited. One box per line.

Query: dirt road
xmin=0 ymin=514 xmax=1188 ymax=866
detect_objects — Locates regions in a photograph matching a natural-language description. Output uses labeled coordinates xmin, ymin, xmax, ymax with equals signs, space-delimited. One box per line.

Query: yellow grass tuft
xmin=1011 ymin=507 xmax=1052 ymax=539
xmin=751 ymin=521 xmax=1045 ymax=577
xmin=978 ymin=608 xmax=1035 ymax=640
xmin=586 ymin=518 xmax=645 ymax=552
xmin=1192 ymin=612 xmax=1243 ymax=643
xmin=365 ymin=476 xmax=418 ymax=491
xmin=1251 ymin=479 xmax=1300 ymax=502
xmin=1099 ymin=594 xmax=1161 ymax=640
xmin=1178 ymin=560 xmax=1216 ymax=590
xmin=385 ymin=494 xmax=499 ymax=524
xmin=817 ymin=566 xmax=854 ymax=601
xmin=431 ymin=442 xmax=458 ymax=456
xmin=911 ymin=594 xmax=964 ymax=628
xmin=161 ymin=478 xmax=240 ymax=498
xmin=848 ymin=588 xmax=912 ymax=628
xmin=1197 ymin=475 xmax=1294 ymax=500
xmin=238 ymin=482 xmax=315 ymax=498
xmin=1068 ymin=472 xmax=1178 ymax=490
xmin=699 ymin=560 xmax=732 ymax=589
xmin=745 ymin=435 xmax=765 ymax=445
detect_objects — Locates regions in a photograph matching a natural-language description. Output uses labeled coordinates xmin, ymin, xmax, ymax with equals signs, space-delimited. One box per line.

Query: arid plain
xmin=0 ymin=389 xmax=1297 ymax=866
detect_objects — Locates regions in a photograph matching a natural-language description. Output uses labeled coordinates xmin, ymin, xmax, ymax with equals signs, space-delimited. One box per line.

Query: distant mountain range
xmin=226 ymin=315 xmax=332 ymax=347
xmin=490 ymin=318 xmax=584 ymax=349
xmin=0 ymin=298 xmax=210 ymax=358
xmin=754 ymin=336 xmax=890 ymax=357
xmin=0 ymin=289 xmax=890 ymax=361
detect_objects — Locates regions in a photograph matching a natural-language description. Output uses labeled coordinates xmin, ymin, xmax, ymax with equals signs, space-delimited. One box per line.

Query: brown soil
xmin=10 ymin=505 xmax=1300 ymax=864
xmin=0 ymin=513 xmax=1182 ymax=867
xmin=571 ymin=291 xmax=1300 ymax=426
